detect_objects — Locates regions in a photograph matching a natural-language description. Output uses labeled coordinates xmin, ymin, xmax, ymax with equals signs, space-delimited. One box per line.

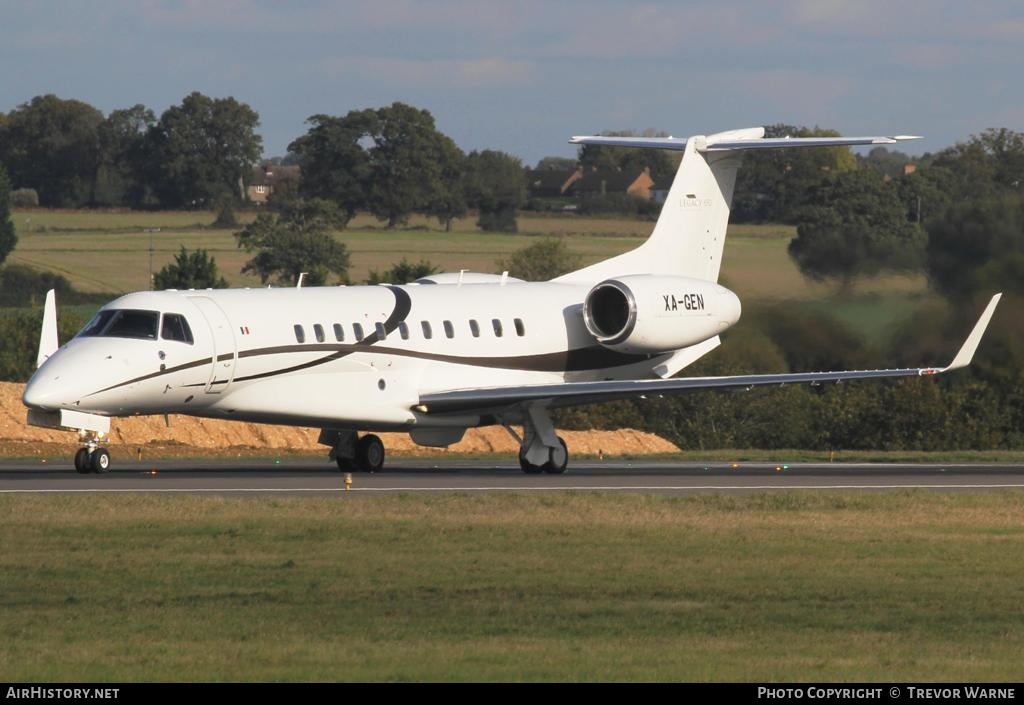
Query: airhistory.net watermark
xmin=6 ymin=688 xmax=118 ymax=700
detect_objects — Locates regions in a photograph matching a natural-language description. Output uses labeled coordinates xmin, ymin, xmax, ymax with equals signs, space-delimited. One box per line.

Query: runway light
xmin=783 ymin=464 xmax=790 ymax=471
xmin=149 ymin=469 xmax=158 ymax=476
xmin=731 ymin=463 xmax=740 ymax=470
xmin=775 ymin=465 xmax=781 ymax=472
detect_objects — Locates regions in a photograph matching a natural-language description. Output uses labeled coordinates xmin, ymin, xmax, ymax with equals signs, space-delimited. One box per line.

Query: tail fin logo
xmin=681 ymin=196 xmax=713 ymax=209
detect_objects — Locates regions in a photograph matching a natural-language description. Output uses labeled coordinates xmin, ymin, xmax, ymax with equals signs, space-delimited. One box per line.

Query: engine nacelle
xmin=583 ymin=275 xmax=741 ymax=353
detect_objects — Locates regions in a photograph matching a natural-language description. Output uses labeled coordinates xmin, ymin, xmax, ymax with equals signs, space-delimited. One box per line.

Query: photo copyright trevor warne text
xmin=758 ymin=687 xmax=1016 ymax=700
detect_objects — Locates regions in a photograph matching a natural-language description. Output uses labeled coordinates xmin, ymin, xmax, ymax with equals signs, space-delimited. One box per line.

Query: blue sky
xmin=2 ymin=1 xmax=1022 ymax=165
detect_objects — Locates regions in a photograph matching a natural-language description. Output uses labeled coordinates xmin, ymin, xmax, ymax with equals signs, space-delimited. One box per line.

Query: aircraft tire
xmin=355 ymin=434 xmax=385 ymax=472
xmin=90 ymin=448 xmax=111 ymax=473
xmin=74 ymin=448 xmax=91 ymax=474
xmin=542 ymin=437 xmax=569 ymax=474
xmin=518 ymin=447 xmax=544 ymax=474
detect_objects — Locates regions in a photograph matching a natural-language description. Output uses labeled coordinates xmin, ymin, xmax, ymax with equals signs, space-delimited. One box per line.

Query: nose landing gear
xmin=73 ymin=434 xmax=111 ymax=474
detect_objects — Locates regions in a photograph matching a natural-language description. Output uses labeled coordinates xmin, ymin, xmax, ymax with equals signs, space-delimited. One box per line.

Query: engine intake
xmin=583 ymin=275 xmax=741 ymax=353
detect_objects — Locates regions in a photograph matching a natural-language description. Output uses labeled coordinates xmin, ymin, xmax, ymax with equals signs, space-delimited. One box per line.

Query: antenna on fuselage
xmin=297 ymin=273 xmax=307 ymax=288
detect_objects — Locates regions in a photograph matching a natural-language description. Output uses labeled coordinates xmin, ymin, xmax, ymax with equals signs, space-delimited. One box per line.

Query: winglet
xmin=36 ymin=289 xmax=58 ymax=368
xmin=942 ymin=293 xmax=1002 ymax=372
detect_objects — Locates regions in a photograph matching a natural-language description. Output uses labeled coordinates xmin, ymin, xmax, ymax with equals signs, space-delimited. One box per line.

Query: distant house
xmin=525 ymin=169 xmax=580 ymax=198
xmin=247 ymin=164 xmax=300 ymax=204
xmin=525 ymin=165 xmax=657 ymax=201
xmin=572 ymin=166 xmax=655 ymax=200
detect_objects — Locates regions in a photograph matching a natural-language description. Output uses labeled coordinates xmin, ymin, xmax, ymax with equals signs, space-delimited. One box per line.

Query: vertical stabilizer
xmin=555 ymin=128 xmax=921 ymax=285
xmin=555 ymin=132 xmax=748 ymax=284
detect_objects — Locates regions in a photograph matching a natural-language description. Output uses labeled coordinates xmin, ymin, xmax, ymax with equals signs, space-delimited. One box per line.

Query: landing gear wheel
xmin=90 ymin=448 xmax=111 ymax=474
xmin=518 ymin=447 xmax=544 ymax=474
xmin=542 ymin=437 xmax=569 ymax=474
xmin=74 ymin=448 xmax=91 ymax=474
xmin=355 ymin=434 xmax=385 ymax=472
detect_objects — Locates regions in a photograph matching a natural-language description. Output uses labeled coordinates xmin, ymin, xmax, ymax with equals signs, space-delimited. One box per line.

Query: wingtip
xmin=944 ymin=293 xmax=1002 ymax=371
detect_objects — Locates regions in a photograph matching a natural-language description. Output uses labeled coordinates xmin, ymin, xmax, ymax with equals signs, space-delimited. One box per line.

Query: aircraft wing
xmin=416 ymin=294 xmax=1000 ymax=416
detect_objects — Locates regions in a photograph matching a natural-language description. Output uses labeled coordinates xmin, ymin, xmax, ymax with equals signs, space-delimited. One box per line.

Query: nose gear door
xmin=188 ymin=296 xmax=237 ymax=393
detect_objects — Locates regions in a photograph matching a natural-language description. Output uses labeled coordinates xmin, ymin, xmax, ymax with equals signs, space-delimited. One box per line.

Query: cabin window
xmin=514 ymin=318 xmax=526 ymax=337
xmin=492 ymin=319 xmax=503 ymax=337
xmin=353 ymin=323 xmax=364 ymax=341
xmin=469 ymin=319 xmax=480 ymax=338
xmin=443 ymin=320 xmax=454 ymax=339
xmin=294 ymin=324 xmax=305 ymax=343
xmin=333 ymin=323 xmax=345 ymax=342
xmin=375 ymin=322 xmax=387 ymax=340
xmin=398 ymin=321 xmax=409 ymax=340
xmin=421 ymin=321 xmax=433 ymax=339
xmin=161 ymin=313 xmax=194 ymax=344
xmin=313 ymin=324 xmax=325 ymax=343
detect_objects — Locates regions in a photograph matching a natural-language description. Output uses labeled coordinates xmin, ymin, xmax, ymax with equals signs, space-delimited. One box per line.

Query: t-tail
xmin=555 ymin=128 xmax=922 ymax=284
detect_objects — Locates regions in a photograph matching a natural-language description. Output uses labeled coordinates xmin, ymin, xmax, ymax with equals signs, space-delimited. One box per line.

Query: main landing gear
xmin=509 ymin=405 xmax=569 ymax=474
xmin=321 ymin=429 xmax=385 ymax=473
xmin=73 ymin=436 xmax=111 ymax=474
xmin=320 ymin=407 xmax=573 ymax=475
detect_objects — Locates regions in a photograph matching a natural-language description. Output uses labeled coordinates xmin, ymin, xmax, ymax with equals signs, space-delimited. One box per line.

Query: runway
xmin=2 ymin=458 xmax=1024 ymax=495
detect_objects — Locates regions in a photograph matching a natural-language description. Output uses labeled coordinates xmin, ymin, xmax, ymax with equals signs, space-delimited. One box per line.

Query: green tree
xmin=94 ymin=104 xmax=155 ymax=207
xmin=535 ymin=156 xmax=577 ymax=171
xmin=932 ymin=128 xmax=1024 ymax=198
xmin=154 ymin=247 xmax=229 ymax=290
xmin=146 ymin=92 xmax=262 ymax=208
xmin=0 ymin=164 xmax=16 ymax=266
xmin=364 ymin=103 xmax=452 ymax=228
xmin=289 ymin=110 xmax=376 ymax=226
xmin=367 ymin=258 xmax=437 ymax=284
xmin=895 ymin=165 xmax=954 ymax=225
xmin=857 ymin=146 xmax=916 ymax=179
xmin=211 ymin=194 xmax=239 ymax=229
xmin=788 ymin=169 xmax=925 ymax=285
xmin=926 ymin=193 xmax=1024 ymax=298
xmin=235 ymin=198 xmax=350 ymax=286
xmin=732 ymin=124 xmax=857 ymax=223
xmin=426 ymin=135 xmax=467 ymax=232
xmin=497 ymin=237 xmax=580 ymax=281
xmin=0 ymin=95 xmax=103 ymax=207
xmin=465 ymin=149 xmax=526 ymax=232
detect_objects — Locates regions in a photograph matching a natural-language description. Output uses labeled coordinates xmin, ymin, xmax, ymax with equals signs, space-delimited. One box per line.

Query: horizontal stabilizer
xmin=569 ymin=131 xmax=922 ymax=152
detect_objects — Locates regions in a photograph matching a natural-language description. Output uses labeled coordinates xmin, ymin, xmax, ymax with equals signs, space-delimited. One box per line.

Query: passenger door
xmin=188 ymin=296 xmax=237 ymax=393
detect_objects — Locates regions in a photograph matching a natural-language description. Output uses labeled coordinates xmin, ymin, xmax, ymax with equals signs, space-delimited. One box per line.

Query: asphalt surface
xmin=2 ymin=457 xmax=1024 ymax=495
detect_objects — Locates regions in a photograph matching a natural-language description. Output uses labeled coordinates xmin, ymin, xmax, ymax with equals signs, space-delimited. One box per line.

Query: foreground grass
xmin=1 ymin=492 xmax=1023 ymax=681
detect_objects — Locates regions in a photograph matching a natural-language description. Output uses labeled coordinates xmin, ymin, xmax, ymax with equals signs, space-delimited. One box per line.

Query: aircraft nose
xmin=22 ymin=374 xmax=58 ymax=410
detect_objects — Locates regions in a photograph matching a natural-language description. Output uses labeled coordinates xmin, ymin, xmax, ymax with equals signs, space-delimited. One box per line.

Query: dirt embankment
xmin=1 ymin=382 xmax=679 ymax=457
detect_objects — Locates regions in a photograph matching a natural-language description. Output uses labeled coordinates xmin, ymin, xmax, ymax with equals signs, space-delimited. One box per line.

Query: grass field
xmin=9 ymin=209 xmax=932 ymax=343
xmin=2 ymin=492 xmax=1023 ymax=682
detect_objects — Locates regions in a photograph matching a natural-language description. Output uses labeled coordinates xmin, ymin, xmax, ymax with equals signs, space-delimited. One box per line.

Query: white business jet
xmin=23 ymin=128 xmax=1001 ymax=474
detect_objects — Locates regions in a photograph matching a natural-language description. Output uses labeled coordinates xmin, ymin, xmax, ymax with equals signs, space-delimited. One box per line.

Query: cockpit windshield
xmin=77 ymin=309 xmax=160 ymax=340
